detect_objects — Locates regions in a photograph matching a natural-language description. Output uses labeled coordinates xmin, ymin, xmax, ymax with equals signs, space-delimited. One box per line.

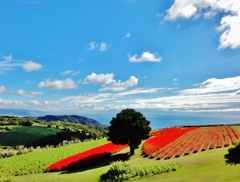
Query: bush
xmin=100 ymin=161 xmax=178 ymax=181
xmin=100 ymin=161 xmax=132 ymax=181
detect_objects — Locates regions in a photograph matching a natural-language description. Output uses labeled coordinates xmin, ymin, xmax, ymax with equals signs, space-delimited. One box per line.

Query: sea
xmin=87 ymin=111 xmax=240 ymax=130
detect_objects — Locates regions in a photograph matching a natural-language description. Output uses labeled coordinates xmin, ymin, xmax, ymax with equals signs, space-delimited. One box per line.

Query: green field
xmin=1 ymin=125 xmax=239 ymax=181
xmin=0 ymin=125 xmax=61 ymax=147
xmin=6 ymin=139 xmax=239 ymax=182
xmin=0 ymin=139 xmax=108 ymax=178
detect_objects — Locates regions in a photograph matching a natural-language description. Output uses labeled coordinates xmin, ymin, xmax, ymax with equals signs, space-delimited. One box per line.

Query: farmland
xmin=0 ymin=125 xmax=240 ymax=181
xmin=0 ymin=139 xmax=108 ymax=177
xmin=144 ymin=126 xmax=240 ymax=160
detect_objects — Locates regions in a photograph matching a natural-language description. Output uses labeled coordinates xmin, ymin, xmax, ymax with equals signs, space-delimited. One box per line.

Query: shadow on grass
xmin=59 ymin=152 xmax=130 ymax=175
xmin=224 ymin=143 xmax=240 ymax=165
xmin=225 ymin=153 xmax=240 ymax=165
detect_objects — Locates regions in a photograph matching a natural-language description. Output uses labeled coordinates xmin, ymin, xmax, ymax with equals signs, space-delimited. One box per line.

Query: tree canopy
xmin=108 ymin=108 xmax=151 ymax=155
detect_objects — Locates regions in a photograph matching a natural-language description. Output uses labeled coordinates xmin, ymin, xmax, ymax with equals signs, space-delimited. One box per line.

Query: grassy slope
xmin=14 ymin=143 xmax=240 ymax=182
xmin=232 ymin=125 xmax=240 ymax=133
xmin=0 ymin=139 xmax=108 ymax=178
xmin=0 ymin=125 xmax=60 ymax=147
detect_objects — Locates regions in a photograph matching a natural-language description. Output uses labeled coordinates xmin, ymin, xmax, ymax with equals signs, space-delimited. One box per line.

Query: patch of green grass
xmin=0 ymin=126 xmax=61 ymax=147
xmin=232 ymin=125 xmax=240 ymax=133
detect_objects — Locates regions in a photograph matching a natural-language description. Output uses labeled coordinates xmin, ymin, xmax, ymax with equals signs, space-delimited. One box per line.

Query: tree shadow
xmin=224 ymin=153 xmax=240 ymax=165
xmin=224 ymin=144 xmax=240 ymax=165
xmin=59 ymin=152 xmax=130 ymax=175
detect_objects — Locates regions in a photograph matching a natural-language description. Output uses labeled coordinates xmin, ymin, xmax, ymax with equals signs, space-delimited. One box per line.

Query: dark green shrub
xmin=100 ymin=161 xmax=178 ymax=181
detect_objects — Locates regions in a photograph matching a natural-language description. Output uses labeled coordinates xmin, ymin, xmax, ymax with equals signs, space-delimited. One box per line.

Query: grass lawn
xmin=232 ymin=125 xmax=240 ymax=133
xmin=14 ymin=143 xmax=240 ymax=182
xmin=0 ymin=125 xmax=61 ymax=147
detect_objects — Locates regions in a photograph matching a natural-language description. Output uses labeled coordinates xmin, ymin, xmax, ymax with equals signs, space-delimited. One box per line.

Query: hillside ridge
xmin=27 ymin=115 xmax=102 ymax=126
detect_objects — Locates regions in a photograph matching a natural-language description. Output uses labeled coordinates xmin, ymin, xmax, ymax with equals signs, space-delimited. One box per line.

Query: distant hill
xmin=27 ymin=115 xmax=102 ymax=126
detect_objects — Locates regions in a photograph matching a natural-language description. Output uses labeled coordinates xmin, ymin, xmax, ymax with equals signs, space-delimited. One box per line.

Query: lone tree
xmin=108 ymin=108 xmax=151 ymax=155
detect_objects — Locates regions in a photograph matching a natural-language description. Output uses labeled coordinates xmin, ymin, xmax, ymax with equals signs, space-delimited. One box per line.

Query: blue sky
xmin=0 ymin=0 xmax=240 ymax=125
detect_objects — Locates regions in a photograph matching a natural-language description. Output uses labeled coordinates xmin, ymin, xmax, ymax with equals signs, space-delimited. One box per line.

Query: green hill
xmin=0 ymin=125 xmax=61 ymax=147
xmin=27 ymin=115 xmax=102 ymax=126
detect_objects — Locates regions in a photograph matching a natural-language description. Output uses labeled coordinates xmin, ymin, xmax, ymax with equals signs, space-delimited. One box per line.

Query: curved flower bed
xmin=143 ymin=127 xmax=198 ymax=156
xmin=149 ymin=126 xmax=240 ymax=160
xmin=46 ymin=142 xmax=128 ymax=172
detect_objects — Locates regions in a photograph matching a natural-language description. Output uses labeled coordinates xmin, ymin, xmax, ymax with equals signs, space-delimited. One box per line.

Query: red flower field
xmin=45 ymin=142 xmax=127 ymax=172
xmin=143 ymin=127 xmax=198 ymax=156
xmin=144 ymin=126 xmax=240 ymax=160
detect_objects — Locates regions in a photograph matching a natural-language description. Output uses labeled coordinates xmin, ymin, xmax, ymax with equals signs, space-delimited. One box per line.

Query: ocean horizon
xmin=88 ymin=111 xmax=240 ymax=130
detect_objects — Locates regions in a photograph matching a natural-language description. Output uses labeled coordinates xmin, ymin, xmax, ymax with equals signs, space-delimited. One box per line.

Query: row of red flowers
xmin=149 ymin=126 xmax=240 ymax=160
xmin=143 ymin=127 xmax=198 ymax=156
xmin=45 ymin=142 xmax=128 ymax=172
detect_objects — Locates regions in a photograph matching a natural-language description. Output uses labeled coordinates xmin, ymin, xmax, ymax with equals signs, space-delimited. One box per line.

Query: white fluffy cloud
xmin=216 ymin=12 xmax=240 ymax=49
xmin=83 ymin=73 xmax=138 ymax=91
xmin=22 ymin=61 xmax=42 ymax=72
xmin=14 ymin=89 xmax=43 ymax=97
xmin=165 ymin=0 xmax=240 ymax=49
xmin=99 ymin=76 xmax=138 ymax=92
xmin=0 ymin=86 xmax=8 ymax=94
xmin=83 ymin=73 xmax=115 ymax=86
xmin=128 ymin=52 xmax=161 ymax=62
xmin=38 ymin=78 xmax=77 ymax=90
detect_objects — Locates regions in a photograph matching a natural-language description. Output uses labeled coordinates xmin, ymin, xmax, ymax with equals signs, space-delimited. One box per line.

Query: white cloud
xmin=61 ymin=87 xmax=164 ymax=103
xmin=0 ymin=55 xmax=22 ymax=74
xmin=216 ymin=12 xmax=240 ymax=49
xmin=173 ymin=78 xmax=178 ymax=82
xmin=134 ymin=92 xmax=240 ymax=112
xmin=234 ymin=90 xmax=240 ymax=95
xmin=204 ymin=11 xmax=217 ymax=19
xmin=88 ymin=42 xmax=98 ymax=50
xmin=14 ymin=89 xmax=43 ymax=97
xmin=165 ymin=0 xmax=240 ymax=49
xmin=0 ymin=86 xmax=8 ymax=94
xmin=3 ymin=55 xmax=12 ymax=62
xmin=60 ymin=70 xmax=80 ymax=76
xmin=22 ymin=61 xmax=42 ymax=72
xmin=83 ymin=73 xmax=115 ymax=86
xmin=99 ymin=76 xmax=138 ymax=92
xmin=83 ymin=73 xmax=138 ymax=91
xmin=88 ymin=41 xmax=108 ymax=51
xmin=125 ymin=32 xmax=131 ymax=38
xmin=100 ymin=42 xmax=107 ymax=51
xmin=38 ymin=78 xmax=77 ymax=90
xmin=128 ymin=52 xmax=161 ymax=62
xmin=61 ymin=70 xmax=73 ymax=75
xmin=180 ymin=76 xmax=240 ymax=95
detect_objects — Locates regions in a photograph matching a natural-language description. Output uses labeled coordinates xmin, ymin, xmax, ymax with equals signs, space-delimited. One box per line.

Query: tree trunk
xmin=129 ymin=144 xmax=135 ymax=156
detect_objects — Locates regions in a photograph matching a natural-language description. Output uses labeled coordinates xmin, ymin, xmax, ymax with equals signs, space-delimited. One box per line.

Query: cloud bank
xmin=165 ymin=0 xmax=240 ymax=49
